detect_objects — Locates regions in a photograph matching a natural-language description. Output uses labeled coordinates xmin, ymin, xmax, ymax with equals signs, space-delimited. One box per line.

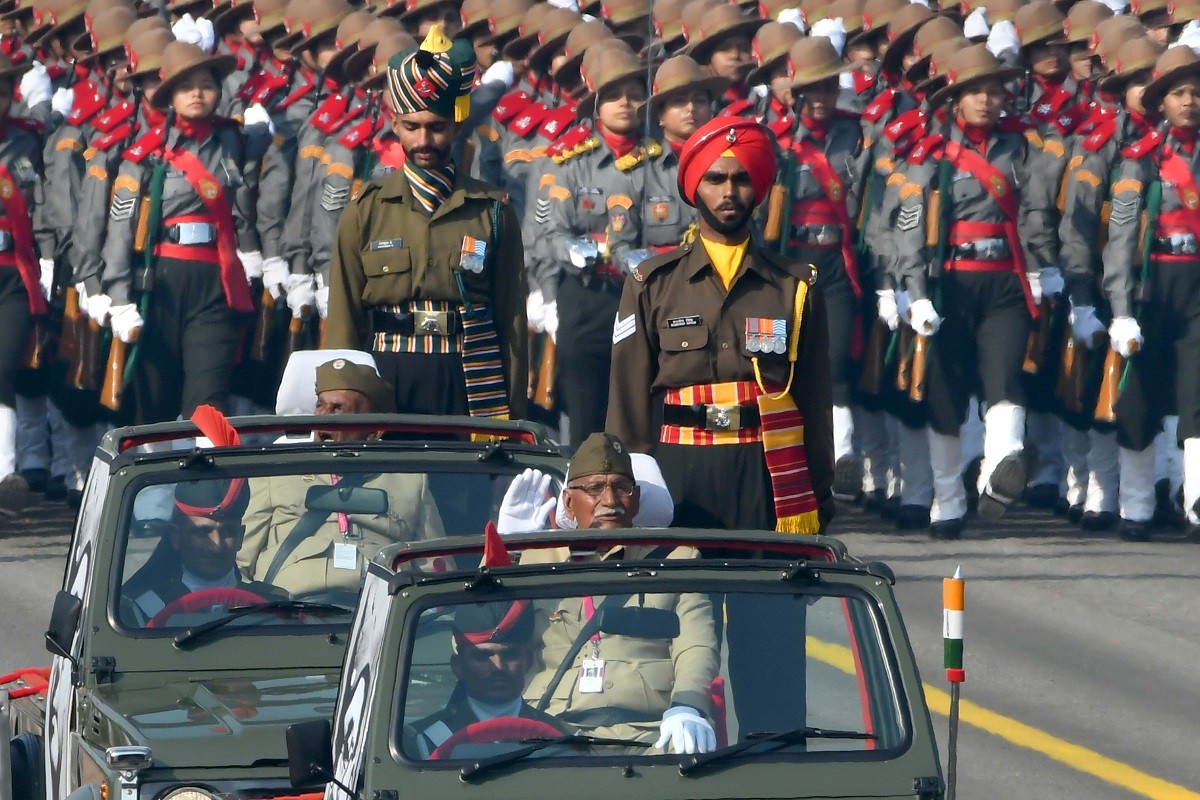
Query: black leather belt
xmin=1152 ymin=233 xmax=1200 ymax=255
xmin=369 ymin=307 xmax=462 ymax=335
xmin=164 ymin=222 xmax=218 ymax=245
xmin=952 ymin=238 xmax=1011 ymax=260
xmin=662 ymin=402 xmax=761 ymax=431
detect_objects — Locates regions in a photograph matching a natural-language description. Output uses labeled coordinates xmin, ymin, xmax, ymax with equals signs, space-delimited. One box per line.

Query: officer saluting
xmin=325 ymin=26 xmax=526 ymax=420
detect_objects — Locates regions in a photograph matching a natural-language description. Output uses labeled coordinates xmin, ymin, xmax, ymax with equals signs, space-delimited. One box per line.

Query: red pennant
xmin=191 ymin=405 xmax=241 ymax=447
xmin=482 ymin=520 xmax=512 ymax=567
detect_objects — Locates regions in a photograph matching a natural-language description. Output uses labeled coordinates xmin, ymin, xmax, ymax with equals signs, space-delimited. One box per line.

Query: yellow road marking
xmin=806 ymin=637 xmax=1200 ymax=800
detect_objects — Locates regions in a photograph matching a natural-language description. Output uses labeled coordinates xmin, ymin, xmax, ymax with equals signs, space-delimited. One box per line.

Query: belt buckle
xmin=177 ymin=222 xmax=214 ymax=246
xmin=414 ymin=310 xmax=449 ymax=335
xmin=0 ymin=231 xmax=13 ymax=252
xmin=705 ymin=404 xmax=741 ymax=431
xmin=813 ymin=225 xmax=839 ymax=246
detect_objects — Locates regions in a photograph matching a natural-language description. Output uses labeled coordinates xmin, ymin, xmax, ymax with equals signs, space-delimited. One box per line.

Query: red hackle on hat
xmin=192 ymin=404 xmax=241 ymax=447
xmin=483 ymin=520 xmax=513 ymax=567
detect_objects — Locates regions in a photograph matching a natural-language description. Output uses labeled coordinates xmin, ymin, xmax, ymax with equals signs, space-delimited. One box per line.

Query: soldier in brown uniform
xmin=325 ymin=26 xmax=527 ymax=420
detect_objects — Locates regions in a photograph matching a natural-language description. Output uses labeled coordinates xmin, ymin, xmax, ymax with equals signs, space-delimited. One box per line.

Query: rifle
xmin=1094 ymin=342 xmax=1137 ymax=423
xmin=532 ymin=334 xmax=557 ymax=411
xmin=100 ymin=328 xmax=139 ymax=412
xmin=73 ymin=319 xmax=103 ymax=391
xmin=281 ymin=306 xmax=312 ymax=365
xmin=58 ymin=286 xmax=81 ymax=369
xmin=249 ymin=288 xmax=278 ymax=361
xmin=858 ymin=317 xmax=888 ymax=395
xmin=909 ymin=330 xmax=929 ymax=402
xmin=895 ymin=324 xmax=914 ymax=392
xmin=1022 ymin=296 xmax=1055 ymax=374
xmin=21 ymin=320 xmax=47 ymax=370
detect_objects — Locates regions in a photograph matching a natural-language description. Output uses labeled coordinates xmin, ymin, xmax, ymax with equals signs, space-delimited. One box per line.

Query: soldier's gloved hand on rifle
xmin=655 ymin=706 xmax=716 ymax=755
xmin=19 ymin=62 xmax=51 ymax=109
xmin=314 ymin=273 xmax=329 ymax=319
xmin=777 ymin=7 xmax=805 ymax=32
xmin=39 ymin=258 xmax=54 ymax=302
xmin=527 ymin=290 xmax=547 ymax=332
xmin=78 ymin=284 xmax=112 ymax=323
xmin=543 ymin=301 xmax=559 ymax=344
xmin=986 ymin=20 xmax=1021 ymax=61
xmin=1069 ymin=305 xmax=1105 ymax=346
xmin=262 ymin=256 xmax=289 ymax=299
xmin=877 ymin=289 xmax=899 ymax=331
xmin=285 ymin=274 xmax=317 ymax=318
xmin=1108 ymin=316 xmax=1142 ymax=358
xmin=171 ymin=14 xmax=214 ymax=52
xmin=238 ymin=250 xmax=264 ymax=282
xmin=50 ymin=86 xmax=73 ymax=118
xmin=809 ymin=17 xmax=846 ymax=55
xmin=497 ymin=468 xmax=556 ymax=534
xmin=480 ymin=59 xmax=515 ymax=89
xmin=242 ymin=102 xmax=274 ymax=134
xmin=617 ymin=248 xmax=654 ymax=273
xmin=109 ymin=304 xmax=143 ymax=344
xmin=963 ymin=7 xmax=990 ymax=38
xmin=566 ymin=237 xmax=600 ymax=268
xmin=908 ymin=298 xmax=942 ymax=335
xmin=895 ymin=289 xmax=912 ymax=326
xmin=1038 ymin=267 xmax=1064 ymax=300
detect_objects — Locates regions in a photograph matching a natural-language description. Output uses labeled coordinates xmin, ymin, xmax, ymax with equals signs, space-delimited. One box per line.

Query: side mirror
xmin=305 ymin=485 xmax=388 ymax=516
xmin=45 ymin=591 xmax=82 ymax=660
xmin=599 ymin=606 xmax=681 ymax=640
xmin=286 ymin=719 xmax=333 ymax=790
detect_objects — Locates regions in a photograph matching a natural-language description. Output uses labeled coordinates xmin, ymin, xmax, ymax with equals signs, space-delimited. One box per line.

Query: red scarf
xmin=665 ymin=136 xmax=685 ymax=157
xmin=800 ymin=114 xmax=827 ymax=141
xmin=1170 ymin=125 xmax=1197 ymax=156
xmin=600 ymin=129 xmax=636 ymax=158
xmin=1127 ymin=109 xmax=1151 ymax=135
xmin=955 ymin=118 xmax=990 ymax=152
xmin=175 ymin=117 xmax=213 ymax=143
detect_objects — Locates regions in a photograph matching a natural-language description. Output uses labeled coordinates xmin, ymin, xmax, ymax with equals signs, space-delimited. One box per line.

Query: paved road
xmin=2 ymin=496 xmax=1198 ymax=798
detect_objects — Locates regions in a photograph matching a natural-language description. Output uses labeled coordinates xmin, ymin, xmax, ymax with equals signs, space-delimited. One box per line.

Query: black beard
xmin=698 ymin=200 xmax=752 ymax=237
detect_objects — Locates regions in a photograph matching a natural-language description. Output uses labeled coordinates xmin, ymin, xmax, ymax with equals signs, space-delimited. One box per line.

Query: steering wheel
xmin=429 ymin=717 xmax=564 ymax=760
xmin=147 ymin=587 xmax=268 ymax=628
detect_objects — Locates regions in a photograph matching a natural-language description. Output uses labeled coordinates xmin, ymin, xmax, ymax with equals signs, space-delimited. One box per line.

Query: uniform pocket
xmin=645 ymin=196 xmax=681 ymax=228
xmin=659 ymin=325 xmax=708 ymax=352
xmin=360 ymin=247 xmax=413 ymax=303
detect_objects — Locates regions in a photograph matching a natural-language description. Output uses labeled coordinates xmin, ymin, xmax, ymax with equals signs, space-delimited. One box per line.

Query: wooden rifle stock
xmin=22 ymin=320 xmax=46 ymax=370
xmin=1094 ymin=340 xmax=1139 ymax=423
xmin=909 ymin=333 xmax=929 ymax=402
xmin=763 ymin=182 xmax=786 ymax=243
xmin=100 ymin=328 xmax=139 ymax=411
xmin=249 ymin=288 xmax=276 ymax=362
xmin=281 ymin=306 xmax=311 ymax=364
xmin=895 ymin=325 xmax=914 ymax=392
xmin=59 ymin=287 xmax=81 ymax=367
xmin=73 ymin=320 xmax=103 ymax=391
xmin=858 ymin=318 xmax=888 ymax=395
xmin=1055 ymin=334 xmax=1085 ymax=413
xmin=533 ymin=334 xmax=557 ymax=411
xmin=526 ymin=328 xmax=537 ymax=400
xmin=1022 ymin=297 xmax=1054 ymax=374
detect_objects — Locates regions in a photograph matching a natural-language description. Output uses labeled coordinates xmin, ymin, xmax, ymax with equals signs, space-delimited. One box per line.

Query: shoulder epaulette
xmin=862 ymin=88 xmax=897 ymax=123
xmin=91 ymin=99 xmax=135 ymax=134
xmin=236 ymin=71 xmax=268 ymax=102
xmin=994 ymin=113 xmax=1033 ymax=135
xmin=250 ymin=72 xmax=291 ymax=106
xmin=338 ymin=117 xmax=376 ymax=150
xmin=310 ymin=92 xmax=352 ymax=135
xmin=883 ymin=108 xmax=926 ymax=143
xmin=546 ymin=122 xmax=591 ymax=158
xmin=1052 ymin=102 xmax=1087 ymax=136
xmin=1079 ymin=117 xmax=1117 ymax=153
xmin=907 ymin=132 xmax=944 ymax=164
xmin=629 ymin=245 xmax=685 ymax=284
xmin=91 ymin=122 xmax=132 ymax=152
xmin=508 ymin=101 xmax=548 ymax=137
xmin=492 ymin=90 xmax=533 ymax=124
xmin=767 ymin=115 xmax=793 ymax=139
xmin=536 ymin=105 xmax=577 ymax=141
xmin=551 ymin=134 xmax=599 ymax=164
xmin=66 ymin=80 xmax=106 ymax=127
xmin=852 ymin=70 xmax=876 ymax=94
xmin=758 ymin=248 xmax=818 ymax=285
xmin=123 ymin=126 xmax=166 ymax=163
xmin=351 ymin=179 xmax=381 ymax=203
xmin=719 ymin=98 xmax=755 ymax=119
xmin=1121 ymin=130 xmax=1162 ymax=160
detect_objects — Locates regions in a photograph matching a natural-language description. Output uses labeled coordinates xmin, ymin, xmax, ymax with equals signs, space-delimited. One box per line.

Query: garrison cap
xmin=175 ymin=478 xmax=250 ymax=519
xmin=453 ymin=600 xmax=535 ymax=645
xmin=567 ymin=433 xmax=635 ymax=482
xmin=315 ymin=359 xmax=397 ymax=413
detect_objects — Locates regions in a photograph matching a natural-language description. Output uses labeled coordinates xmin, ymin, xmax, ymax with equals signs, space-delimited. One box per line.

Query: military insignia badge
xmin=0 ymin=178 xmax=12 ymax=199
xmin=459 ymin=236 xmax=487 ymax=273
xmin=200 ymin=179 xmax=220 ymax=200
xmin=652 ymin=202 xmax=670 ymax=220
xmin=828 ymin=180 xmax=843 ymax=202
xmin=989 ymin=175 xmax=1006 ymax=197
xmin=1186 ymin=190 xmax=1200 ymax=210
xmin=610 ymin=210 xmax=627 ymax=233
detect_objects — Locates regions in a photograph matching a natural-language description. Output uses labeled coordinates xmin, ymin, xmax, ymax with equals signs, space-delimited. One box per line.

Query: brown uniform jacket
xmin=605 ymin=242 xmax=834 ymax=503
xmin=324 ymin=168 xmax=528 ymax=418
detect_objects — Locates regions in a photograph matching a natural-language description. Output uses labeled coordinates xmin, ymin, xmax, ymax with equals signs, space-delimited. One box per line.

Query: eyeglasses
xmin=566 ymin=479 xmax=637 ymax=499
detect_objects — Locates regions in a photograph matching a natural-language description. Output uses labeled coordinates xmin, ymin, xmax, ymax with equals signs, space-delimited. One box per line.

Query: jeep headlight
xmin=158 ymin=787 xmax=218 ymax=800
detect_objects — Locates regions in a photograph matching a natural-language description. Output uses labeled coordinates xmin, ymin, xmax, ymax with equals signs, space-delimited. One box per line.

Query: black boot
xmin=930 ymin=517 xmax=964 ymax=540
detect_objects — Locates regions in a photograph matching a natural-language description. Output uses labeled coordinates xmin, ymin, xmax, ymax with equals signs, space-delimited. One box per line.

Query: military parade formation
xmin=0 ymin=0 xmax=1196 ymax=547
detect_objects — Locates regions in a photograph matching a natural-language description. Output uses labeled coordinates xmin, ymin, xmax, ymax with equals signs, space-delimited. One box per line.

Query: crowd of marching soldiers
xmin=0 ymin=0 xmax=1198 ymax=544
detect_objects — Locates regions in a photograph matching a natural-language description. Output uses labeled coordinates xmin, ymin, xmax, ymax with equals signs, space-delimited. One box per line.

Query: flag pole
xmin=943 ymin=566 xmax=964 ymax=800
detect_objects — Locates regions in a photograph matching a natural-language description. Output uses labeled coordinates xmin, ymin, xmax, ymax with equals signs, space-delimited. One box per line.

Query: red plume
xmin=482 ymin=521 xmax=512 ymax=567
xmin=191 ymin=405 xmax=241 ymax=447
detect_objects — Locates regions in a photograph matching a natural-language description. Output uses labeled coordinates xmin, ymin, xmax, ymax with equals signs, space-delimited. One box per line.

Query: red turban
xmin=677 ymin=117 xmax=777 ymax=208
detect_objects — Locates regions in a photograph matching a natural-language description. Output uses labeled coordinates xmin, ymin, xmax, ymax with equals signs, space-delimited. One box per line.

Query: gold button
xmin=382 ymin=265 xmax=390 ymax=273
xmin=681 ymin=340 xmax=688 ymax=347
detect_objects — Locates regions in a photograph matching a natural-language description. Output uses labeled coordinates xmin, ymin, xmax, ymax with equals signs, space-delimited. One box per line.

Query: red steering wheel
xmin=147 ymin=587 xmax=268 ymax=628
xmin=429 ymin=717 xmax=564 ymax=760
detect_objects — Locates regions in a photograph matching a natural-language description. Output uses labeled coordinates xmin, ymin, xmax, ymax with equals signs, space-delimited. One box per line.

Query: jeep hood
xmin=90 ymin=671 xmax=341 ymax=769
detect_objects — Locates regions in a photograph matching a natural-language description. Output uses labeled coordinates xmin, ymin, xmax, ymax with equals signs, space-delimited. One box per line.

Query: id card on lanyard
xmin=578 ymin=595 xmax=605 ymax=693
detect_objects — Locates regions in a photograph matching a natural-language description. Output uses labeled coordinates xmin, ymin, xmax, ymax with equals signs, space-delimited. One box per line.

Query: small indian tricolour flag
xmin=943 ymin=566 xmax=964 ymax=683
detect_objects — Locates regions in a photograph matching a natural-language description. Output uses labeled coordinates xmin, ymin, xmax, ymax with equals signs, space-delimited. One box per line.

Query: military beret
xmin=314 ymin=358 xmax=397 ymax=413
xmin=453 ymin=600 xmax=534 ymax=645
xmin=567 ymin=432 xmax=635 ymax=483
xmin=175 ymin=478 xmax=250 ymax=519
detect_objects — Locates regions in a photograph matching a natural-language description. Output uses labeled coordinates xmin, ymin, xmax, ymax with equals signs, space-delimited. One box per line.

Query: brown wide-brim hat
xmin=551 ymin=19 xmax=614 ymax=80
xmin=684 ymin=3 xmax=765 ymax=63
xmin=1097 ymin=35 xmax=1164 ymax=93
xmin=149 ymin=41 xmax=237 ymax=108
xmin=745 ymin=20 xmax=803 ymax=86
xmin=252 ymin=0 xmax=290 ymax=35
xmin=73 ymin=6 xmax=138 ymax=61
xmin=501 ymin=3 xmax=558 ymax=61
xmin=340 ymin=17 xmax=407 ymax=80
xmin=210 ymin=0 xmax=255 ymax=36
xmin=1167 ymin=0 xmax=1200 ymax=28
xmin=458 ymin=0 xmax=490 ymax=38
xmin=526 ymin=9 xmax=583 ymax=72
xmin=878 ymin=3 xmax=937 ymax=74
xmin=166 ymin=0 xmax=214 ymax=19
xmin=126 ymin=27 xmax=176 ymax=79
xmin=1014 ymin=0 xmax=1066 ymax=48
xmin=643 ymin=54 xmax=731 ymax=118
xmin=486 ymin=0 xmax=533 ymax=42
xmin=359 ymin=30 xmax=418 ymax=85
xmin=288 ymin=0 xmax=351 ymax=54
xmin=27 ymin=0 xmax=88 ymax=47
xmin=789 ymin=35 xmax=852 ymax=90
xmin=985 ymin=0 xmax=1028 ymax=25
xmin=828 ymin=0 xmax=868 ymax=38
xmin=1061 ymin=0 xmax=1112 ymax=43
xmin=1092 ymin=16 xmax=1145 ymax=67
xmin=601 ymin=0 xmax=650 ymax=28
xmin=1141 ymin=43 xmax=1200 ymax=112
xmin=914 ymin=34 xmax=970 ymax=92
xmin=927 ymin=43 xmax=1023 ymax=106
xmin=847 ymin=0 xmax=908 ymax=46
xmin=320 ymin=8 xmax=375 ymax=80
xmin=575 ymin=42 xmax=645 ymax=116
xmin=389 ymin=0 xmax=457 ymax=24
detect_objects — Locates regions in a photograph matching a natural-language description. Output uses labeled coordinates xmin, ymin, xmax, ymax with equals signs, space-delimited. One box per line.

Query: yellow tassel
xmin=420 ymin=24 xmax=453 ymax=53
xmin=775 ymin=511 xmax=820 ymax=535
xmin=455 ymin=94 xmax=471 ymax=123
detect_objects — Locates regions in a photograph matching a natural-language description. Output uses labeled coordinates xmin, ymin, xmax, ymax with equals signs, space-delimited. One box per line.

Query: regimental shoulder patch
xmin=896 ymin=204 xmax=921 ymax=232
xmin=1121 ymin=130 xmax=1162 ymax=160
xmin=321 ymin=183 xmax=350 ymax=212
xmin=906 ymin=133 xmax=944 ymax=165
xmin=612 ymin=313 xmax=636 ymax=344
xmin=862 ymin=88 xmax=897 ymax=123
xmin=492 ymin=90 xmax=533 ymax=123
xmin=1080 ymin=118 xmax=1116 ymax=153
xmin=536 ymin=106 xmax=577 ymax=141
xmin=508 ymin=102 xmax=549 ymax=137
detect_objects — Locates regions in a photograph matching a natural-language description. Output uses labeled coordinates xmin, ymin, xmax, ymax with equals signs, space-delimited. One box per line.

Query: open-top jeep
xmin=0 ymin=415 xmax=567 ymax=800
xmin=288 ymin=529 xmax=944 ymax=800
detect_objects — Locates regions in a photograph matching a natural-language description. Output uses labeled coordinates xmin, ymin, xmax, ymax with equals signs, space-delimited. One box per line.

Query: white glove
xmin=546 ymin=0 xmax=579 ymax=9
xmin=809 ymin=17 xmax=846 ymax=56
xmin=194 ymin=16 xmax=216 ymax=52
xmin=242 ymin=102 xmax=275 ymax=134
xmin=50 ymin=86 xmax=73 ymax=117
xmin=1172 ymin=21 xmax=1200 ymax=54
xmin=908 ymin=298 xmax=942 ymax=335
xmin=1097 ymin=0 xmax=1126 ymax=12
xmin=1069 ymin=305 xmax=1105 ymax=346
xmin=776 ymin=7 xmax=805 ymax=32
xmin=543 ymin=301 xmax=559 ymax=344
xmin=895 ymin=290 xmax=912 ymax=327
xmin=80 ymin=290 xmax=112 ymax=323
xmin=1038 ymin=267 xmax=1064 ymax=300
xmin=655 ymin=706 xmax=717 ymax=755
xmin=839 ymin=70 xmax=856 ymax=91
xmin=481 ymin=60 xmax=515 ymax=89
xmin=619 ymin=248 xmax=653 ymax=272
xmin=315 ymin=273 xmax=330 ymax=319
xmin=986 ymin=20 xmax=1020 ymax=60
xmin=1027 ymin=270 xmax=1042 ymax=304
xmin=171 ymin=14 xmax=203 ymax=46
xmin=237 ymin=249 xmax=264 ymax=281
xmin=38 ymin=258 xmax=54 ymax=301
xmin=527 ymin=290 xmax=546 ymax=332
xmin=19 ymin=62 xmax=51 ymax=108
xmin=262 ymin=256 xmax=289 ymax=299
xmin=497 ymin=468 xmax=556 ymax=534
xmin=109 ymin=303 xmax=143 ymax=344
xmin=566 ymin=237 xmax=599 ymax=268
xmin=1108 ymin=316 xmax=1142 ymax=358
xmin=284 ymin=273 xmax=317 ymax=318
xmin=964 ymin=7 xmax=990 ymax=39
xmin=876 ymin=289 xmax=899 ymax=331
